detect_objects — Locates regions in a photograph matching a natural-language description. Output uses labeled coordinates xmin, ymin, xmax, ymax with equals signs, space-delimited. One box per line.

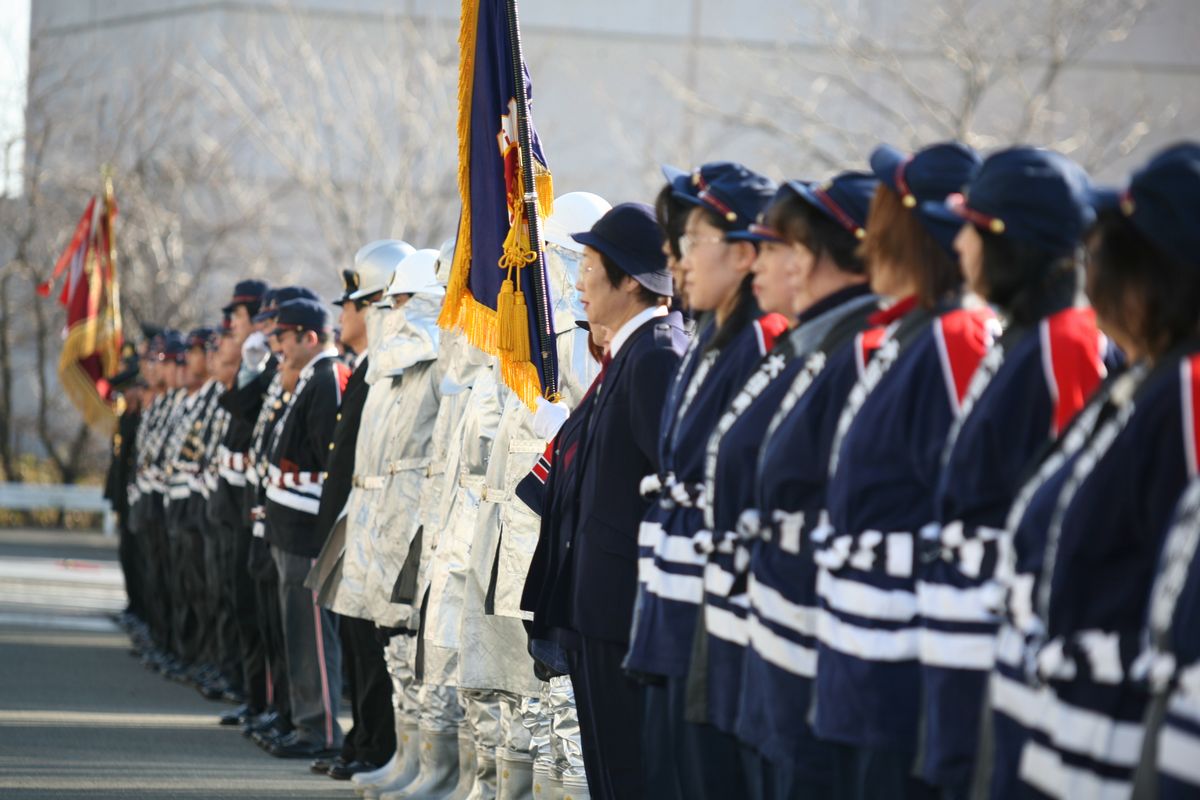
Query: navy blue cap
xmin=661 ymin=163 xmax=689 ymax=195
xmin=1090 ymin=141 xmax=1200 ymax=270
xmin=222 ymin=279 xmax=269 ymax=314
xmin=253 ymin=286 xmax=319 ymax=322
xmin=271 ymin=298 xmax=330 ymax=336
xmin=571 ymin=202 xmax=673 ymax=296
xmin=160 ymin=331 xmax=188 ymax=364
xmin=673 ymin=162 xmax=777 ymax=231
xmin=870 ymin=142 xmax=982 ymax=255
xmin=928 ymin=147 xmax=1095 ymax=258
xmin=733 ymin=171 xmax=879 ymax=244
xmin=186 ymin=326 xmax=218 ymax=351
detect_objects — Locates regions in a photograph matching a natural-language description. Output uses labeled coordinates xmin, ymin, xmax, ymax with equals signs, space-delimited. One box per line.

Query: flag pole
xmin=503 ymin=0 xmax=558 ymax=399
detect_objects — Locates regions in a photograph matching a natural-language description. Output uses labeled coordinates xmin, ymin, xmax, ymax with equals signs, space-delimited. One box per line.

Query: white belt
xmin=508 ymin=438 xmax=546 ymax=454
xmin=353 ymin=475 xmax=387 ymax=490
xmin=388 ymin=457 xmax=431 ymax=474
xmin=458 ymin=475 xmax=486 ymax=491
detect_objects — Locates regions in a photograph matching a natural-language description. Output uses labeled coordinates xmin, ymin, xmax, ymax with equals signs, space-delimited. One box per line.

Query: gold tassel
xmin=511 ymin=288 xmax=530 ymax=362
xmin=496 ymin=271 xmax=515 ymax=353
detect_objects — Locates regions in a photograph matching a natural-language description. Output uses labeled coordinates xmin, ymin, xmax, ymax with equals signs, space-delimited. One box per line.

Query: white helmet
xmin=543 ymin=192 xmax=611 ymax=253
xmin=434 ymin=237 xmax=457 ymax=285
xmin=351 ymin=239 xmax=415 ymax=300
xmin=385 ymin=248 xmax=443 ymax=298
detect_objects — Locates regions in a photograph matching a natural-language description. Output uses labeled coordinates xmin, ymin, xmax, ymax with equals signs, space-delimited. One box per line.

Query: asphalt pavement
xmin=0 ymin=528 xmax=353 ymax=799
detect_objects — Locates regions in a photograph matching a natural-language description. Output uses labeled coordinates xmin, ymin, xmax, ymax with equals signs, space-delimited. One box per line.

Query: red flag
xmin=42 ymin=180 xmax=123 ymax=434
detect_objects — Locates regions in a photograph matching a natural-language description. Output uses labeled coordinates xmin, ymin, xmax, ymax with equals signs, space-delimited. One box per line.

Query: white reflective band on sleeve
xmin=815 ymin=608 xmax=919 ymax=662
xmin=266 ymin=485 xmax=321 ymax=516
xmin=749 ymin=577 xmax=817 ymax=637
xmin=218 ymin=468 xmax=247 ymax=487
xmin=991 ymin=669 xmax=1047 ymax=730
xmin=704 ymin=561 xmax=737 ymax=597
xmin=773 ymin=510 xmax=804 ymax=554
xmin=1075 ymin=630 xmax=1125 ymax=685
xmin=705 ymin=603 xmax=749 ymax=645
xmin=657 ymin=533 xmax=707 ymax=567
xmin=916 ymin=580 xmax=1001 ymax=624
xmin=1019 ymin=740 xmax=1132 ymax=800
xmin=1043 ymin=693 xmax=1144 ymax=768
xmin=643 ymin=565 xmax=703 ymax=604
xmin=816 ymin=569 xmax=917 ymax=622
xmin=1160 ymin=723 xmax=1200 ymax=786
xmin=637 ymin=557 xmax=653 ymax=580
xmin=918 ymin=628 xmax=996 ymax=670
xmin=886 ymin=532 xmax=914 ymax=577
xmin=637 ymin=520 xmax=664 ymax=549
xmin=1009 ymin=573 xmax=1039 ymax=634
xmin=748 ymin=614 xmax=817 ymax=677
xmin=1161 ymin=684 xmax=1200 ymax=785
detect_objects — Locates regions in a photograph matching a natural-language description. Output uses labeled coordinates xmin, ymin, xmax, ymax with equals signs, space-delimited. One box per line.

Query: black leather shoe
xmin=219 ymin=704 xmax=260 ymax=727
xmin=327 ymin=759 xmax=382 ymax=780
xmin=267 ymin=732 xmax=339 ymax=759
xmin=309 ymin=757 xmax=335 ymax=774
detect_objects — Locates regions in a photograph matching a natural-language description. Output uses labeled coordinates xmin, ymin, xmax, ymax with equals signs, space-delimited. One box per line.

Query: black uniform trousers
xmin=228 ymin=518 xmax=267 ymax=711
xmin=569 ymin=635 xmax=646 ymax=800
xmin=137 ymin=495 xmax=174 ymax=653
xmin=167 ymin=508 xmax=207 ymax=667
xmin=116 ymin=515 xmax=145 ymax=620
xmin=338 ymin=615 xmax=396 ymax=765
xmin=249 ymin=536 xmax=291 ymax=722
xmin=210 ymin=517 xmax=244 ymax=692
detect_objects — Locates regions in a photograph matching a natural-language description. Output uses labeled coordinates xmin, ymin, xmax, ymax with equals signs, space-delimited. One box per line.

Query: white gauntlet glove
xmin=532 ymin=396 xmax=571 ymax=440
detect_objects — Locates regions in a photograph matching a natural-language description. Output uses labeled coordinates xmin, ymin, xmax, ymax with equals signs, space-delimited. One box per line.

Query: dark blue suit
xmin=567 ymin=309 xmax=688 ymax=800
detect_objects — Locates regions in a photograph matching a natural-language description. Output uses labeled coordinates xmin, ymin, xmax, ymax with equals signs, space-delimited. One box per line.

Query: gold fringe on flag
xmin=439 ymin=0 xmax=554 ymax=409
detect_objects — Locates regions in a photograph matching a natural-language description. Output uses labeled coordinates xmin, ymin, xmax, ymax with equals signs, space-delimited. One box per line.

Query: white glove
xmin=237 ymin=331 xmax=271 ymax=387
xmin=532 ymin=396 xmax=571 ymax=440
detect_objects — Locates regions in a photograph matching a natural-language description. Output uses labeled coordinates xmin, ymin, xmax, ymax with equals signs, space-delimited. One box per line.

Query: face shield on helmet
xmin=542 ymin=192 xmax=611 ymax=332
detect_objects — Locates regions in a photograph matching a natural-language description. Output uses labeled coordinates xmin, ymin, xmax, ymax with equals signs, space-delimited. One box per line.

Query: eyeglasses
xmin=679 ymin=234 xmax=728 ymax=259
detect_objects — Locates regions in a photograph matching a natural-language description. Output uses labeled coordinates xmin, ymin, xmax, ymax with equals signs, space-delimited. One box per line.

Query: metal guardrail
xmin=0 ymin=483 xmax=116 ymax=536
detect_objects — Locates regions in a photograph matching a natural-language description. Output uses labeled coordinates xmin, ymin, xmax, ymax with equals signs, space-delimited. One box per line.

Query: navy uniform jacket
xmin=264 ymin=352 xmax=350 ymax=558
xmin=568 ymin=310 xmax=689 ymax=645
xmin=313 ymin=356 xmax=370 ymax=545
xmin=813 ymin=299 xmax=993 ymax=752
xmin=696 ymin=291 xmax=875 ymax=738
xmin=983 ymin=368 xmax=1128 ymax=800
xmin=916 ymin=305 xmax=1107 ymax=789
xmin=1020 ymin=344 xmax=1200 ymax=798
xmin=1141 ymin=477 xmax=1200 ymax=798
xmin=104 ymin=406 xmax=140 ymax=522
xmin=521 ymin=382 xmax=600 ymax=675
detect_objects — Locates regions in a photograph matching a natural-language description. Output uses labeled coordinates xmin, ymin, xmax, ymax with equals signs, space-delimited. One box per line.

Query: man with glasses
xmin=261 ymin=298 xmax=351 ymax=759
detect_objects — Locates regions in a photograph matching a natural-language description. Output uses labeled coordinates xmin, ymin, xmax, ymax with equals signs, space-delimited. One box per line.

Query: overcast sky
xmin=0 ymin=0 xmax=30 ymax=197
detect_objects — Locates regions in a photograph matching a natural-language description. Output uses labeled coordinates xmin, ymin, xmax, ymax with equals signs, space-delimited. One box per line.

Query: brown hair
xmin=859 ymin=185 xmax=961 ymax=307
xmin=766 ymin=192 xmax=866 ymax=275
xmin=1088 ymin=209 xmax=1200 ymax=358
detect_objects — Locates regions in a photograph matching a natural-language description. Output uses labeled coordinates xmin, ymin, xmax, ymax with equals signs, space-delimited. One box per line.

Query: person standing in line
xmin=565 ymin=203 xmax=689 ymax=800
xmin=261 ymin=298 xmax=350 ymax=759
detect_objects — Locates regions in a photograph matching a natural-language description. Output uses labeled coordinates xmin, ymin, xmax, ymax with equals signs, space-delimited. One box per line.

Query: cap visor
xmin=1087 ymin=186 xmax=1121 ymax=213
xmin=868 ymin=143 xmax=908 ymax=192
